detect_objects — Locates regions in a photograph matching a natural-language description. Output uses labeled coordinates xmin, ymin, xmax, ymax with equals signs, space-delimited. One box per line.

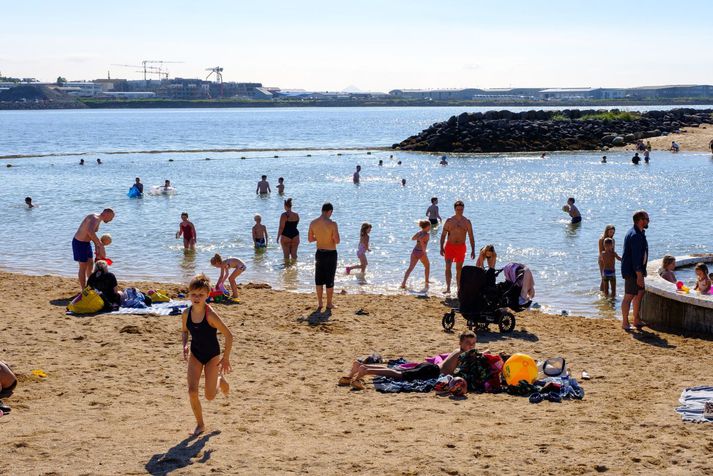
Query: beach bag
xmin=68 ymin=287 xmax=105 ymax=314
xmin=147 ymin=289 xmax=170 ymax=303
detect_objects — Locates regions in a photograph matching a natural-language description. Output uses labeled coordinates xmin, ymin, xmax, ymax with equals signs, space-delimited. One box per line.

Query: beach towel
xmin=675 ymin=386 xmax=713 ymax=423
xmin=372 ymin=376 xmax=438 ymax=393
xmin=108 ymin=300 xmax=189 ymax=316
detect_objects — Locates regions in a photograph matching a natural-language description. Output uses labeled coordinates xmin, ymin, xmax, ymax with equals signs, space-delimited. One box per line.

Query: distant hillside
xmin=0 ymin=85 xmax=85 ymax=109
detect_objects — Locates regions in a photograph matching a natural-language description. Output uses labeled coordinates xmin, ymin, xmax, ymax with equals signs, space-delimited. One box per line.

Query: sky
xmin=2 ymin=0 xmax=713 ymax=91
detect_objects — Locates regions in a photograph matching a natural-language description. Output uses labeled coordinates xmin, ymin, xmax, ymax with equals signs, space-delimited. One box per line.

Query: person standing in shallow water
xmin=440 ymin=200 xmax=475 ymax=294
xmin=353 ymin=165 xmax=361 ymax=184
xmin=277 ymin=198 xmax=300 ymax=261
xmin=256 ymin=175 xmax=271 ymax=194
xmin=308 ymin=202 xmax=340 ymax=312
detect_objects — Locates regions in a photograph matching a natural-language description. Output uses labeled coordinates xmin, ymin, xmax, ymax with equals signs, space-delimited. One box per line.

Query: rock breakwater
xmin=394 ymin=108 xmax=713 ymax=153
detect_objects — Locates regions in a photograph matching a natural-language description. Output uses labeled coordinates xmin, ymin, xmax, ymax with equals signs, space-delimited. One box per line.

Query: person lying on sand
xmin=339 ymin=331 xmax=477 ymax=390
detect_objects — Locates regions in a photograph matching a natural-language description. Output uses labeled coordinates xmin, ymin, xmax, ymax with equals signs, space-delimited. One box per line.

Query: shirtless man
xmin=440 ymin=200 xmax=475 ymax=294
xmin=308 ymin=202 xmax=340 ymax=312
xmin=353 ymin=165 xmax=361 ymax=184
xmin=256 ymin=175 xmax=271 ymax=195
xmin=73 ymin=209 xmax=114 ymax=290
xmin=341 ymin=330 xmax=477 ymax=388
xmin=426 ymin=197 xmax=442 ymax=227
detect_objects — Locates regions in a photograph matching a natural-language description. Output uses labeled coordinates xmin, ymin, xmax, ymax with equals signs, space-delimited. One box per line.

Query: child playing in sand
xmin=176 ymin=212 xmax=197 ymax=251
xmin=426 ymin=197 xmax=442 ymax=227
xmin=95 ymin=234 xmax=112 ymax=262
xmin=599 ymin=237 xmax=621 ymax=297
xmin=693 ymin=263 xmax=711 ymax=294
xmin=400 ymin=220 xmax=431 ymax=290
xmin=210 ymin=254 xmax=246 ymax=300
xmin=659 ymin=255 xmax=677 ymax=283
xmin=181 ymin=274 xmax=232 ymax=436
xmin=346 ymin=223 xmax=372 ymax=275
xmin=252 ymin=214 xmax=268 ymax=250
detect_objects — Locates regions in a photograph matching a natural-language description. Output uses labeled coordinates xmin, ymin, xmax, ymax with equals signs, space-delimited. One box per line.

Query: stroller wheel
xmin=498 ymin=310 xmax=516 ymax=333
xmin=475 ymin=322 xmax=489 ymax=333
xmin=442 ymin=311 xmax=455 ymax=331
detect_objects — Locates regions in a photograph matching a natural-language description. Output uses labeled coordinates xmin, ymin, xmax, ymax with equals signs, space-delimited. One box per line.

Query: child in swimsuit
xmin=694 ymin=263 xmax=712 ymax=294
xmin=277 ymin=177 xmax=285 ymax=195
xmin=95 ymin=234 xmax=112 ymax=263
xmin=176 ymin=212 xmax=197 ymax=251
xmin=599 ymin=237 xmax=621 ymax=297
xmin=400 ymin=220 xmax=431 ymax=289
xmin=210 ymin=254 xmax=246 ymax=301
xmin=252 ymin=214 xmax=268 ymax=250
xmin=563 ymin=197 xmax=581 ymax=224
xmin=346 ymin=223 xmax=372 ymax=275
xmin=426 ymin=197 xmax=442 ymax=227
xmin=181 ymin=273 xmax=233 ymax=436
xmin=658 ymin=255 xmax=677 ymax=283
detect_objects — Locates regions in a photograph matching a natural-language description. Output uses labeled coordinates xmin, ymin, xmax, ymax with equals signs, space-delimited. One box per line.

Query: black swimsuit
xmin=187 ymin=306 xmax=220 ymax=365
xmin=282 ymin=216 xmax=300 ymax=239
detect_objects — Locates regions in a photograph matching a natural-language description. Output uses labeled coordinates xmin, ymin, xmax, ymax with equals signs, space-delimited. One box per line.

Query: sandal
xmin=338 ymin=376 xmax=352 ymax=386
xmin=634 ymin=321 xmax=648 ymax=330
xmin=350 ymin=377 xmax=366 ymax=391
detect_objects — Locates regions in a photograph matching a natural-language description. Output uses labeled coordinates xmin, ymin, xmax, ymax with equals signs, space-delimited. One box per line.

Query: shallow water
xmin=1 ymin=107 xmax=712 ymax=317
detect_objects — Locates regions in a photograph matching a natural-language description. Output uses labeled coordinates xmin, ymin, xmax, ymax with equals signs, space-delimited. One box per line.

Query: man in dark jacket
xmin=620 ymin=210 xmax=650 ymax=331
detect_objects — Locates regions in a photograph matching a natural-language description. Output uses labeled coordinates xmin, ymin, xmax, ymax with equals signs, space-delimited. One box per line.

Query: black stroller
xmin=442 ymin=265 xmax=531 ymax=332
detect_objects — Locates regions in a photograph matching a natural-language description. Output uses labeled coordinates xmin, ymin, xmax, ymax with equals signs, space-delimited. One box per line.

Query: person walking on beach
xmin=308 ymin=202 xmax=340 ymax=312
xmin=72 ymin=209 xmax=114 ymax=291
xmin=620 ymin=210 xmax=650 ymax=331
xmin=440 ymin=200 xmax=475 ymax=294
xmin=426 ymin=197 xmax=442 ymax=227
xmin=256 ymin=175 xmax=271 ymax=195
xmin=181 ymin=274 xmax=232 ymax=436
xmin=277 ymin=198 xmax=300 ymax=261
xmin=353 ymin=165 xmax=361 ymax=184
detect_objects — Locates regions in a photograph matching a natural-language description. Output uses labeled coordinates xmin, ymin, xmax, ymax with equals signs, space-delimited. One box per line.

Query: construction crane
xmin=206 ymin=66 xmax=224 ymax=97
xmin=111 ymin=64 xmax=169 ymax=81
xmin=142 ymin=60 xmax=183 ymax=81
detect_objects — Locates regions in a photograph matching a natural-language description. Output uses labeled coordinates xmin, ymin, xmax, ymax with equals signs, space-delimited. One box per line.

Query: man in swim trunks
xmin=426 ymin=197 xmax=442 ymax=226
xmin=308 ymin=202 xmax=340 ymax=312
xmin=440 ymin=200 xmax=475 ymax=294
xmin=256 ymin=175 xmax=271 ymax=194
xmin=73 ymin=208 xmax=114 ymax=291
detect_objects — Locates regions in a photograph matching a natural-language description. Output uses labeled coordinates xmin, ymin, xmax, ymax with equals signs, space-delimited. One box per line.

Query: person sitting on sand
xmin=87 ymin=260 xmax=121 ymax=311
xmin=276 ymin=177 xmax=285 ymax=195
xmin=181 ymin=274 xmax=232 ymax=436
xmin=670 ymin=141 xmax=680 ymax=152
xmin=339 ymin=331 xmax=477 ymax=390
xmin=210 ymin=254 xmax=245 ymax=301
xmin=176 ymin=212 xmax=197 ymax=251
xmin=599 ymin=238 xmax=622 ymax=298
xmin=25 ymin=196 xmax=34 ymax=208
xmin=256 ymin=175 xmax=271 ymax=195
xmin=346 ymin=223 xmax=371 ymax=276
xmin=694 ymin=263 xmax=711 ymax=294
xmin=252 ymin=214 xmax=268 ymax=249
xmin=426 ymin=197 xmax=442 ymax=227
xmin=658 ymin=255 xmax=677 ymax=283
xmin=0 ymin=359 xmax=17 ymax=412
xmin=400 ymin=220 xmax=431 ymax=290
xmin=563 ymin=197 xmax=581 ymax=224
xmin=440 ymin=200 xmax=476 ymax=294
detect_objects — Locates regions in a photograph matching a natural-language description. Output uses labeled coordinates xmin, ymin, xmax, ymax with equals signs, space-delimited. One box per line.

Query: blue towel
xmin=675 ymin=386 xmax=713 ymax=423
xmin=373 ymin=376 xmax=437 ymax=393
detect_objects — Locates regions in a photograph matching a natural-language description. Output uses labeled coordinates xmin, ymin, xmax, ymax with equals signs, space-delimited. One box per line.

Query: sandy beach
xmin=1 ymin=270 xmax=712 ymax=475
xmin=615 ymin=125 xmax=713 ymax=152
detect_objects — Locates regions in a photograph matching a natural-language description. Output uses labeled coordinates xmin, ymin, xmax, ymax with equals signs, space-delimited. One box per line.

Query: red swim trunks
xmin=444 ymin=242 xmax=467 ymax=263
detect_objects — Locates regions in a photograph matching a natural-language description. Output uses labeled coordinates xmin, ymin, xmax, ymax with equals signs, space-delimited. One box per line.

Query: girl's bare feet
xmin=192 ymin=424 xmax=206 ymax=437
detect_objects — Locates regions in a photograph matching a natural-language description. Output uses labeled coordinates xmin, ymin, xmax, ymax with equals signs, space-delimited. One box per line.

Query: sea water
xmin=1 ymin=107 xmax=712 ymax=317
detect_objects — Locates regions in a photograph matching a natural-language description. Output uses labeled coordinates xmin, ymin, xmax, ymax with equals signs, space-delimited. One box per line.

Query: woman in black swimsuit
xmin=181 ymin=274 xmax=233 ymax=436
xmin=277 ymin=197 xmax=300 ymax=261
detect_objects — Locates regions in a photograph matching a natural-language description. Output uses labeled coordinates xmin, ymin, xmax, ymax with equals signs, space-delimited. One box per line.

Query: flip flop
xmin=634 ymin=321 xmax=648 ymax=330
xmin=622 ymin=326 xmax=633 ymax=332
xmin=338 ymin=376 xmax=352 ymax=386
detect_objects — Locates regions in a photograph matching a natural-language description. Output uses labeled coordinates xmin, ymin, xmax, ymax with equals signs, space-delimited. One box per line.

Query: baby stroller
xmin=442 ymin=264 xmax=532 ymax=333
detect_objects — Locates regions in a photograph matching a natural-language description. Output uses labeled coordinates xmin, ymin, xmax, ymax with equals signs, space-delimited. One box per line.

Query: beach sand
xmin=615 ymin=125 xmax=713 ymax=152
xmin=1 ymin=270 xmax=712 ymax=475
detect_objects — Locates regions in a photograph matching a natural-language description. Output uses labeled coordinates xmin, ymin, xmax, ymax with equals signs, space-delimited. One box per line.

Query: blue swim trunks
xmin=72 ymin=238 xmax=93 ymax=262
xmin=254 ymin=238 xmax=266 ymax=248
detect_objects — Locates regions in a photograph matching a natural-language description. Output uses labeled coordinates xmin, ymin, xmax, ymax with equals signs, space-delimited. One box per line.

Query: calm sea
xmin=1 ymin=106 xmax=711 ymax=317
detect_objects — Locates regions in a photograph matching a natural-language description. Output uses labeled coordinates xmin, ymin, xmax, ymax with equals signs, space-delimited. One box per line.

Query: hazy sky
xmin=3 ymin=0 xmax=713 ymax=91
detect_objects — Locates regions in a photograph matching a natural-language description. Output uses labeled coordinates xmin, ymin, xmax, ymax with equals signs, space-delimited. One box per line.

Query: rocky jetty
xmin=394 ymin=108 xmax=713 ymax=153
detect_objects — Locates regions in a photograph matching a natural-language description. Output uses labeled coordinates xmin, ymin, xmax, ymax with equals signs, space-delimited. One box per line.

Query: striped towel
xmin=109 ymin=300 xmax=190 ymax=316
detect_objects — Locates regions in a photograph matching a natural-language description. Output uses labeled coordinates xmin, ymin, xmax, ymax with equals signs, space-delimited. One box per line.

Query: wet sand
xmin=1 ymin=270 xmax=712 ymax=475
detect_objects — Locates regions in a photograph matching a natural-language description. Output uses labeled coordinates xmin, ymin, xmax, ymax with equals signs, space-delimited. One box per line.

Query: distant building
xmin=101 ymin=91 xmax=156 ymax=99
xmin=627 ymin=85 xmax=713 ymax=99
xmin=54 ymin=81 xmax=104 ymax=97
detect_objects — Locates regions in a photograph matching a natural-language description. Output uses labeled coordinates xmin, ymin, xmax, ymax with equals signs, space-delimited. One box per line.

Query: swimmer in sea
xmin=252 ymin=214 xmax=268 ymax=250
xmin=353 ymin=165 xmax=361 ymax=184
xmin=401 ymin=178 xmax=406 ymax=186
xmin=133 ymin=177 xmax=144 ymax=195
xmin=426 ymin=197 xmax=442 ymax=227
xmin=439 ymin=156 xmax=448 ymax=165
xmin=163 ymin=179 xmax=172 ymax=191
xmin=97 ymin=158 xmax=102 ymax=165
xmin=378 ymin=160 xmax=383 ymax=166
xmin=440 ymin=200 xmax=475 ymax=294
xmin=256 ymin=175 xmax=271 ymax=195
xmin=79 ymin=159 xmax=85 ymax=165
xmin=601 ymin=155 xmax=607 ymax=163
xmin=25 ymin=196 xmax=34 ymax=208
xmin=276 ymin=177 xmax=285 ymax=195
xmin=210 ymin=254 xmax=246 ymax=300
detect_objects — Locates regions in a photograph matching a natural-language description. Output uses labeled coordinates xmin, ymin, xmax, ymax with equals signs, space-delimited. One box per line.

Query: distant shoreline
xmin=3 ymin=97 xmax=713 ymax=111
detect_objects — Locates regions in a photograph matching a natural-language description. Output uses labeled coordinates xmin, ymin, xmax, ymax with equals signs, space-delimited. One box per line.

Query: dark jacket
xmin=621 ymin=225 xmax=648 ymax=278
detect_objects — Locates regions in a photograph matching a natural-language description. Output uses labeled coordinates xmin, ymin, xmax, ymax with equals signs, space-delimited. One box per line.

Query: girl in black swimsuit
xmin=277 ymin=198 xmax=300 ymax=261
xmin=181 ymin=274 xmax=234 ymax=436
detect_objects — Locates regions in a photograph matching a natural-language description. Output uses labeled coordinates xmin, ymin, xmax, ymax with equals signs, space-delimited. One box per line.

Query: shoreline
xmin=2 ymin=270 xmax=712 ymax=474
